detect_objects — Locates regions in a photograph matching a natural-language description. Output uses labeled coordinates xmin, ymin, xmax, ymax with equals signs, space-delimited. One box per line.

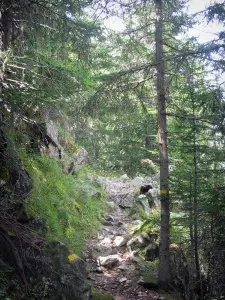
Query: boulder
xmin=46 ymin=122 xmax=58 ymax=145
xmin=38 ymin=122 xmax=60 ymax=159
xmin=143 ymin=176 xmax=153 ymax=186
xmin=91 ymin=244 xmax=112 ymax=259
xmin=104 ymin=214 xmax=115 ymax=222
xmin=10 ymin=159 xmax=31 ymax=198
xmin=116 ymin=193 xmax=134 ymax=208
xmin=127 ymin=233 xmax=152 ymax=251
xmin=113 ymin=236 xmax=127 ymax=247
xmin=97 ymin=255 xmax=121 ymax=269
xmin=107 ymin=201 xmax=117 ymax=210
xmin=132 ymin=177 xmax=144 ymax=187
xmin=48 ymin=243 xmax=92 ymax=300
xmin=120 ymin=174 xmax=129 ymax=182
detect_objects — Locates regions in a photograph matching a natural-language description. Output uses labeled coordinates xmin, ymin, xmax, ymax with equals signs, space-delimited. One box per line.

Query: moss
xmin=92 ymin=289 xmax=115 ymax=300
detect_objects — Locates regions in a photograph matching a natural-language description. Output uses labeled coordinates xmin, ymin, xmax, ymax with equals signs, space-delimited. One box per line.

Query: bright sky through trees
xmin=104 ymin=0 xmax=224 ymax=43
xmin=188 ymin=0 xmax=224 ymax=43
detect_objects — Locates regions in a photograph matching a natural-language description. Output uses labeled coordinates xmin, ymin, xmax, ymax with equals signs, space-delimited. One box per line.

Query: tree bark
xmin=154 ymin=0 xmax=170 ymax=291
xmin=192 ymin=100 xmax=203 ymax=299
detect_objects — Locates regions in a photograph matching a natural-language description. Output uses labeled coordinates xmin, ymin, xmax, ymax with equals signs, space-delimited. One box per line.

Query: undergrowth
xmin=21 ymin=154 xmax=106 ymax=255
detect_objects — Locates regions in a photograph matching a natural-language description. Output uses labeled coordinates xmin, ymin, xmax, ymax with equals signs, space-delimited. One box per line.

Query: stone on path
xmin=98 ymin=255 xmax=121 ymax=269
xmin=119 ymin=277 xmax=127 ymax=283
xmin=91 ymin=244 xmax=112 ymax=259
xmin=113 ymin=236 xmax=127 ymax=247
xmin=84 ymin=175 xmax=162 ymax=300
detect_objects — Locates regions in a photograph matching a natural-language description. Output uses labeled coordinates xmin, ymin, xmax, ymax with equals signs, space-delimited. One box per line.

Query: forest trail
xmin=83 ymin=176 xmax=164 ymax=300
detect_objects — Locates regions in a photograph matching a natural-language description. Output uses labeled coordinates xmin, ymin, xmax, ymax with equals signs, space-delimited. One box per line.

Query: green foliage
xmin=170 ymin=213 xmax=189 ymax=245
xmin=133 ymin=211 xmax=161 ymax=236
xmin=140 ymin=260 xmax=159 ymax=284
xmin=132 ymin=209 xmax=189 ymax=246
xmin=22 ymin=155 xmax=106 ymax=254
xmin=2 ymin=0 xmax=102 ymax=117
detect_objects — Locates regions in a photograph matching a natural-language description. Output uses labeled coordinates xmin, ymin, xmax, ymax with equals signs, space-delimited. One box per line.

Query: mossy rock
xmin=92 ymin=289 xmax=115 ymax=300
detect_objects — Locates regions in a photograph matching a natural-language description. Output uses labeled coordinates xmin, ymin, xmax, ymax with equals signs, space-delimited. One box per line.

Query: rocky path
xmin=83 ymin=176 xmax=164 ymax=300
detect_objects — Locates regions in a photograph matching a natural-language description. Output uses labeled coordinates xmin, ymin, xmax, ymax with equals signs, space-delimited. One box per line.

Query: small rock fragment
xmin=119 ymin=277 xmax=127 ymax=283
xmin=114 ymin=236 xmax=127 ymax=247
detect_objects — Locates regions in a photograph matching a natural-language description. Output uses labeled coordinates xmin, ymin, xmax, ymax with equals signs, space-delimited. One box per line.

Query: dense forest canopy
xmin=0 ymin=0 xmax=225 ymax=299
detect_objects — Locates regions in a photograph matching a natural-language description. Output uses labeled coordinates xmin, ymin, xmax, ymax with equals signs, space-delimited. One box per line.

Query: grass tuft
xmin=22 ymin=155 xmax=106 ymax=254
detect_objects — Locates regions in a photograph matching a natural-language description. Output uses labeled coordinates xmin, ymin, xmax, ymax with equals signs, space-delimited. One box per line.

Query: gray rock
xmin=120 ymin=174 xmax=129 ymax=182
xmin=107 ymin=201 xmax=117 ymax=210
xmin=47 ymin=243 xmax=92 ymax=300
xmin=96 ymin=267 xmax=103 ymax=273
xmin=132 ymin=177 xmax=144 ymax=187
xmin=118 ymin=221 xmax=124 ymax=226
xmin=113 ymin=236 xmax=127 ymax=247
xmin=98 ymin=255 xmax=121 ymax=269
xmin=118 ymin=262 xmax=136 ymax=272
xmin=118 ymin=193 xmax=134 ymax=208
xmin=41 ymin=122 xmax=59 ymax=159
xmin=46 ymin=122 xmax=58 ymax=145
xmin=101 ymin=237 xmax=112 ymax=244
xmin=10 ymin=159 xmax=31 ymax=198
xmin=0 ymin=180 xmax=6 ymax=186
xmin=131 ymin=220 xmax=143 ymax=226
xmin=104 ymin=214 xmax=115 ymax=222
xmin=91 ymin=244 xmax=112 ymax=259
xmin=119 ymin=277 xmax=127 ymax=283
xmin=102 ymin=220 xmax=114 ymax=226
xmin=137 ymin=277 xmax=144 ymax=284
xmin=127 ymin=233 xmax=151 ymax=251
xmin=143 ymin=176 xmax=153 ymax=186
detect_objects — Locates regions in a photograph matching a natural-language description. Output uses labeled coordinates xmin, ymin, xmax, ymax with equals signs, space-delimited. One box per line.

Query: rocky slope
xmin=83 ymin=175 xmax=165 ymax=300
xmin=0 ymin=112 xmax=93 ymax=300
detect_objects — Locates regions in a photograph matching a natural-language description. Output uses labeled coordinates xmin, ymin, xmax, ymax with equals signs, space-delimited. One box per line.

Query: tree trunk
xmin=192 ymin=103 xmax=202 ymax=299
xmin=189 ymin=175 xmax=195 ymax=300
xmin=155 ymin=0 xmax=170 ymax=291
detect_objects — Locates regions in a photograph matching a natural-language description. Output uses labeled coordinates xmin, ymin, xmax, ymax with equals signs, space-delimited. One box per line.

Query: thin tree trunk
xmin=189 ymin=83 xmax=203 ymax=298
xmin=189 ymin=175 xmax=195 ymax=300
xmin=193 ymin=115 xmax=202 ymax=299
xmin=155 ymin=0 xmax=170 ymax=290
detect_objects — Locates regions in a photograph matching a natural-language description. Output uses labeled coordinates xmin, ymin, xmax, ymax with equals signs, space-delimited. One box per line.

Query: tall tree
xmin=154 ymin=0 xmax=170 ymax=290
